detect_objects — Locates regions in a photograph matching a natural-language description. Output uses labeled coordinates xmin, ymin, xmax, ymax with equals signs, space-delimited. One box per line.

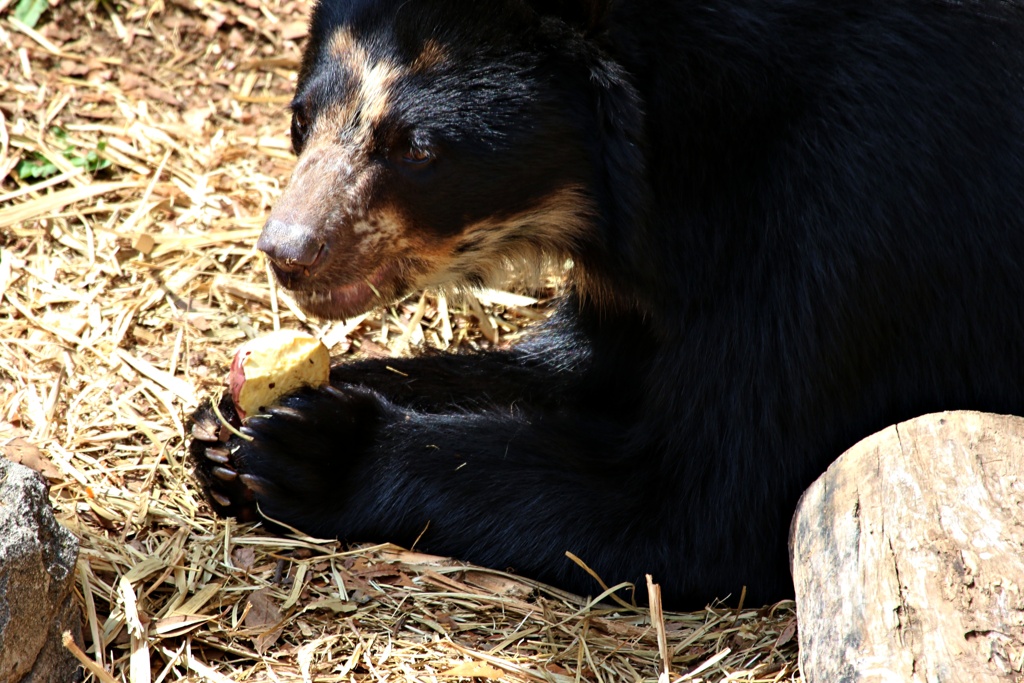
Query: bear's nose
xmin=257 ymin=219 xmax=324 ymax=276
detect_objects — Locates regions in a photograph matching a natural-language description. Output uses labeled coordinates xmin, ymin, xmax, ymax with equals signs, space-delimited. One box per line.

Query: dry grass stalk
xmin=1 ymin=1 xmax=801 ymax=681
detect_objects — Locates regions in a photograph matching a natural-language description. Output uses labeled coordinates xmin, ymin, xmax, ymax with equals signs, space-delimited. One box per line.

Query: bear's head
xmin=258 ymin=0 xmax=645 ymax=319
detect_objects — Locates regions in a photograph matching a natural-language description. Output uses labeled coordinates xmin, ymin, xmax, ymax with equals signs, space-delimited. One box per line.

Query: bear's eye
xmin=294 ymin=109 xmax=309 ymax=135
xmin=290 ymin=103 xmax=310 ymax=153
xmin=400 ymin=146 xmax=435 ymax=167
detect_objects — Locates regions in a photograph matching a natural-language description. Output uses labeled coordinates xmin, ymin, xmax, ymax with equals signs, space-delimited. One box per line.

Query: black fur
xmin=193 ymin=0 xmax=1024 ymax=609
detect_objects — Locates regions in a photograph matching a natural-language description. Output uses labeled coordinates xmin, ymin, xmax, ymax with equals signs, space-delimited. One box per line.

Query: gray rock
xmin=0 ymin=458 xmax=82 ymax=683
xmin=791 ymin=411 xmax=1024 ymax=683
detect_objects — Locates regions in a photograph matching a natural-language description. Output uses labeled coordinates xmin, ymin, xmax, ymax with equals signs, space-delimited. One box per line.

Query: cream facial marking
xmin=413 ymin=186 xmax=596 ymax=291
xmin=327 ymin=27 xmax=403 ymax=151
xmin=411 ymin=39 xmax=447 ymax=73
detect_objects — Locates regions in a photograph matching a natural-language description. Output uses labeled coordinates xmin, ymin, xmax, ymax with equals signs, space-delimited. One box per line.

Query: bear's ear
xmin=523 ymin=0 xmax=610 ymax=31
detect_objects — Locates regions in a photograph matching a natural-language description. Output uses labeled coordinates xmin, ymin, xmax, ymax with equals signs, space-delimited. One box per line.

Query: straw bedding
xmin=0 ymin=1 xmax=802 ymax=680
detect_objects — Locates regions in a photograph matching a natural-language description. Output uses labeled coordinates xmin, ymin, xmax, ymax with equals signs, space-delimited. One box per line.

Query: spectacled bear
xmin=192 ymin=0 xmax=1024 ymax=609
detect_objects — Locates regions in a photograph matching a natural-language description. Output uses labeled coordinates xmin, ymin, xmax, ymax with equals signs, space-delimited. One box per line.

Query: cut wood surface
xmin=791 ymin=411 xmax=1024 ymax=682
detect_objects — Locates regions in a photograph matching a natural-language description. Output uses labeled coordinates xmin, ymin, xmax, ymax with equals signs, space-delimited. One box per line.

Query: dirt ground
xmin=0 ymin=1 xmax=801 ymax=681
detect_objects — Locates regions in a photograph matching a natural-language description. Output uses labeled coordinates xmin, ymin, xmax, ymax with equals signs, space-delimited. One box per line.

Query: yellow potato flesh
xmin=230 ymin=330 xmax=330 ymax=419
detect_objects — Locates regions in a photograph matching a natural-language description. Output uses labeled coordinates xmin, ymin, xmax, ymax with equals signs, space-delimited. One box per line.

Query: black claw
xmin=240 ymin=473 xmax=271 ymax=495
xmin=265 ymin=405 xmax=306 ymax=420
xmin=204 ymin=446 xmax=231 ymax=464
xmin=212 ymin=466 xmax=238 ymax=481
xmin=242 ymin=418 xmax=271 ymax=436
xmin=323 ymin=385 xmax=350 ymax=401
xmin=239 ymin=426 xmax=259 ymax=442
xmin=210 ymin=489 xmax=233 ymax=507
xmin=191 ymin=420 xmax=220 ymax=441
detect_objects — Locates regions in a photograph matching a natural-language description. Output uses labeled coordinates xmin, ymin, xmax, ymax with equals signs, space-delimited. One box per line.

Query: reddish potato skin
xmin=228 ymin=349 xmax=249 ymax=418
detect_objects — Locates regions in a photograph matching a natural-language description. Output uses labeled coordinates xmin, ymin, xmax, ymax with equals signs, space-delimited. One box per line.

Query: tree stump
xmin=791 ymin=411 xmax=1024 ymax=682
